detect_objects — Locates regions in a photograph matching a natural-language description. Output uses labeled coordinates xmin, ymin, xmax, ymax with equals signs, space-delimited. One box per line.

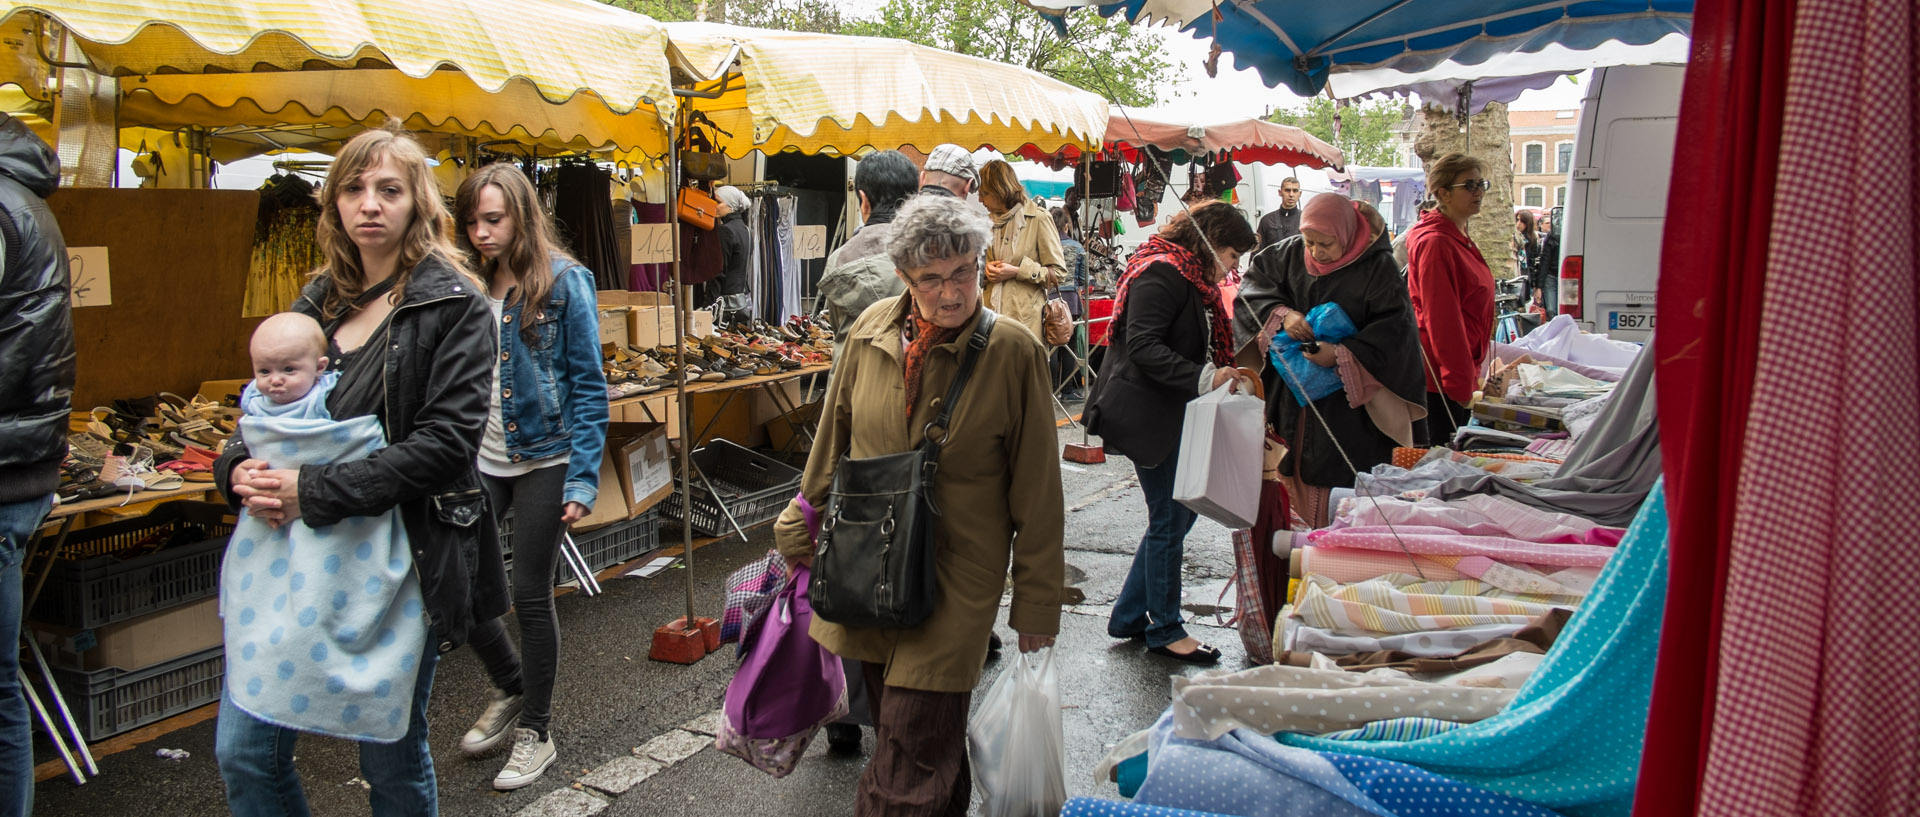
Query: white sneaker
xmin=493 ymin=728 xmax=556 ymax=791
xmin=459 ymin=689 xmax=524 ymax=757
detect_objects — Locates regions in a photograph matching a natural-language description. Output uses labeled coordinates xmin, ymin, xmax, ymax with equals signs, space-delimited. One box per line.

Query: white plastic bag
xmin=967 ymin=648 xmax=1067 ymax=817
xmin=1172 ymin=383 xmax=1265 ymax=529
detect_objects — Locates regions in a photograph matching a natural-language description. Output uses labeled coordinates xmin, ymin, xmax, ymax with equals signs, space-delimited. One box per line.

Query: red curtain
xmin=1636 ymin=0 xmax=1796 ymax=812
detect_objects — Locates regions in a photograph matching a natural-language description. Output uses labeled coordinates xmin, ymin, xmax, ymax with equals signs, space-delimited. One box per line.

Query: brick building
xmin=1508 ymin=108 xmax=1580 ymax=210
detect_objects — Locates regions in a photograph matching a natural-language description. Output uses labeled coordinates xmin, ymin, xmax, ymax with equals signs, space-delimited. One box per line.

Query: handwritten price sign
xmin=794 ymin=225 xmax=827 ymax=259
xmin=68 ymin=247 xmax=111 ymax=308
xmin=631 ymin=224 xmax=675 ymax=264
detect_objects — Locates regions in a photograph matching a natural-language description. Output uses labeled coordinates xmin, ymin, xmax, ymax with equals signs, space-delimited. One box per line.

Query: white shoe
xmin=459 ymin=689 xmax=524 ymax=757
xmin=493 ymin=727 xmax=556 ymax=791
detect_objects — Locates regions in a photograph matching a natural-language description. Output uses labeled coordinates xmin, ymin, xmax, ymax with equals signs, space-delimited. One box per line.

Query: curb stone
xmin=576 ymin=756 xmax=663 ymax=796
xmin=514 ymin=787 xmax=610 ymax=817
xmin=636 ymin=729 xmax=711 ymax=765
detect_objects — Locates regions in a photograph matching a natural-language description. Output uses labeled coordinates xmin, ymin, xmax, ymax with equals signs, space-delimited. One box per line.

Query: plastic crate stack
xmin=27 ymin=502 xmax=234 ymax=741
xmin=500 ymin=508 xmax=663 ymax=584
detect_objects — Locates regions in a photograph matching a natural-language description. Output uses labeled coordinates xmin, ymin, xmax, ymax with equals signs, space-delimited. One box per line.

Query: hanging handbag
xmin=679 ymin=185 xmax=721 ymax=230
xmin=681 ymin=123 xmax=731 ymax=182
xmin=1042 ymin=298 xmax=1073 ymax=347
xmin=809 ymin=309 xmax=999 ymax=630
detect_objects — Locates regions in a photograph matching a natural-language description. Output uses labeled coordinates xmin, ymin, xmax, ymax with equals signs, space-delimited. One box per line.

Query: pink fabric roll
xmin=1307 ymin=526 xmax=1616 ymax=567
xmin=1299 ymin=546 xmax=1465 ymax=585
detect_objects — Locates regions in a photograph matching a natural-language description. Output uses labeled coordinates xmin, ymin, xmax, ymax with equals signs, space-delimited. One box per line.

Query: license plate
xmin=1609 ymin=311 xmax=1655 ymax=331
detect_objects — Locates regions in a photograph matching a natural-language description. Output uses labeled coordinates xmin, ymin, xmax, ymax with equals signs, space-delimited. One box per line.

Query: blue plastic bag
xmin=1268 ymin=302 xmax=1358 ymax=406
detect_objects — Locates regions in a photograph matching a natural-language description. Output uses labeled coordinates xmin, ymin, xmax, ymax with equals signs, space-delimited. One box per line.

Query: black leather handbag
xmin=809 ymin=309 xmax=998 ymax=630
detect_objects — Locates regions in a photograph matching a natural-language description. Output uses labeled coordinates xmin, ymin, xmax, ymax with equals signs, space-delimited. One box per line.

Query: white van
xmin=1557 ymin=64 xmax=1687 ymax=342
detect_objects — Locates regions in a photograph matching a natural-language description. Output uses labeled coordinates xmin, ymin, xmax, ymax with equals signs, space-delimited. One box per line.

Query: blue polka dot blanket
xmin=220 ymin=373 xmax=428 ymax=743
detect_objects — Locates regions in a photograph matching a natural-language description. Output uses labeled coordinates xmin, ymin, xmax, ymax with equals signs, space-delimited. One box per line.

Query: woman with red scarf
xmin=1235 ymin=194 xmax=1427 ymax=527
xmin=1085 ymin=202 xmax=1258 ymax=665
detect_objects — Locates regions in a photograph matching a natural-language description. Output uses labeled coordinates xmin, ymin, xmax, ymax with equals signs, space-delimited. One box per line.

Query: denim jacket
xmin=497 ymin=257 xmax=610 ymax=509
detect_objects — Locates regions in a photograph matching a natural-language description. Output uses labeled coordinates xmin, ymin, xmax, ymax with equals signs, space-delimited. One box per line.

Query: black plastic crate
xmin=658 ymin=440 xmax=802 ymax=537
xmin=31 ymin=502 xmax=234 ymax=629
xmin=51 ymin=645 xmax=225 ymax=742
xmin=502 ymin=510 xmax=662 ymax=583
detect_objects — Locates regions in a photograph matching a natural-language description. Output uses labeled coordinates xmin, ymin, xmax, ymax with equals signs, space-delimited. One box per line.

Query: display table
xmin=610 ymin=363 xmax=829 ymax=457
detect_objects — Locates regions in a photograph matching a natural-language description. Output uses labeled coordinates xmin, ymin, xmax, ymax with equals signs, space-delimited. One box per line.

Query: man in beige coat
xmin=774 ymin=193 xmax=1064 ymax=817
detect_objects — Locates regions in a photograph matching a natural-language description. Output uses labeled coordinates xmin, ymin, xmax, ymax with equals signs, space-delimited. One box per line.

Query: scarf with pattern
xmin=1115 ymin=235 xmax=1234 ymax=368
xmin=903 ymin=304 xmax=963 ymax=419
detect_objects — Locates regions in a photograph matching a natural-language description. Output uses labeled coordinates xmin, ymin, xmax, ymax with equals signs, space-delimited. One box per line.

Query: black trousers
xmin=468 ymin=464 xmax=568 ymax=734
xmin=1416 ymin=391 xmax=1470 ymax=447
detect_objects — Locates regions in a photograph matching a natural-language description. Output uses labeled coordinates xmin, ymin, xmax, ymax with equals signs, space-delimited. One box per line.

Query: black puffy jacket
xmin=215 ymin=256 xmax=510 ymax=652
xmin=0 ymin=115 xmax=75 ymax=504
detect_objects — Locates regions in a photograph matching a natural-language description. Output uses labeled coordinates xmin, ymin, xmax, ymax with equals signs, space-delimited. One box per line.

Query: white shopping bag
xmin=1172 ymin=383 xmax=1265 ymax=530
xmin=968 ymin=648 xmax=1067 ymax=817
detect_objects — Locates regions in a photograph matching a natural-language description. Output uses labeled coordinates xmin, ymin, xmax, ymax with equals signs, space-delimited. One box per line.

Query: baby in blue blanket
xmin=221 ymin=313 xmax=429 ymax=743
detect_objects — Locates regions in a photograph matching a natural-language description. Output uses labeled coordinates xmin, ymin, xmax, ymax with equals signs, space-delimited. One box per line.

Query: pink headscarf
xmin=1300 ymin=193 xmax=1372 ymax=276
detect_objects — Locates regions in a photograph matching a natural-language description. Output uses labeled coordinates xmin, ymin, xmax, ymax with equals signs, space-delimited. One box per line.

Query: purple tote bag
xmin=723 ymin=565 xmax=846 ymax=739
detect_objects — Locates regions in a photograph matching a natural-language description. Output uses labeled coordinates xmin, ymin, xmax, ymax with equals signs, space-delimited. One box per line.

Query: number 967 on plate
xmin=1609 ymin=311 xmax=1655 ymax=331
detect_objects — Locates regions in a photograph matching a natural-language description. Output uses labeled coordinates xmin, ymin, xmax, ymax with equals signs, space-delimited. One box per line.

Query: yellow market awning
xmin=665 ymin=22 xmax=1108 ymax=158
xmin=0 ymin=0 xmax=675 ymax=154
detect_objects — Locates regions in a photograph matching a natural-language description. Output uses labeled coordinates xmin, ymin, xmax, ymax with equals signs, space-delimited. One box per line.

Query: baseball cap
xmin=923 ymin=144 xmax=979 ymax=192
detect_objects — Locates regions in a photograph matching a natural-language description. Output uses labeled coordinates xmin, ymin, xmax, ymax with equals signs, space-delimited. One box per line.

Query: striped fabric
xmin=1292 ymin=574 xmax=1577 ymax=636
xmin=667 ymin=21 xmax=1108 ymax=157
xmin=1316 ymin=717 xmax=1467 ymax=743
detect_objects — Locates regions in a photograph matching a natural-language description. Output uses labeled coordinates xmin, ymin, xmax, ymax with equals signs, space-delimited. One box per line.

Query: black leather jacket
xmin=0 ymin=115 xmax=75 ymax=504
xmin=216 ymin=255 xmax=509 ymax=651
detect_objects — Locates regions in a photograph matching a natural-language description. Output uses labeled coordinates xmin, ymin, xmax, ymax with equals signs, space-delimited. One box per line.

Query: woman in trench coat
xmin=772 ymin=192 xmax=1066 ymax=817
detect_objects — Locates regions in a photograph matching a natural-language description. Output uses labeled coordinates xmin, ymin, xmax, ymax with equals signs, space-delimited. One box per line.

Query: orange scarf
xmin=903 ymin=307 xmax=961 ymax=419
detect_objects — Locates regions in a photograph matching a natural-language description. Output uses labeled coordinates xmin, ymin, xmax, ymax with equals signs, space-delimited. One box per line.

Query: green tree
xmin=607 ymin=0 xmax=1181 ymax=107
xmin=1269 ymin=97 xmax=1406 ymax=167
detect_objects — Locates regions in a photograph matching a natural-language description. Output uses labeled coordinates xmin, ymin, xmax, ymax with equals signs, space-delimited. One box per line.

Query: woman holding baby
xmin=213 ymin=124 xmax=507 ymax=816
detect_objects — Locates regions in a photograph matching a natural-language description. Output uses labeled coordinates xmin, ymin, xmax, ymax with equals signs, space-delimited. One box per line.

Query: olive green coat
xmin=773 ymin=296 xmax=1065 ymax=693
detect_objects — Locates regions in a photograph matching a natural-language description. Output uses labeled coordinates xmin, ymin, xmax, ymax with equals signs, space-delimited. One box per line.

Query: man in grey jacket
xmin=815 ymin=150 xmax=920 ymax=354
xmin=0 ymin=113 xmax=75 ymax=815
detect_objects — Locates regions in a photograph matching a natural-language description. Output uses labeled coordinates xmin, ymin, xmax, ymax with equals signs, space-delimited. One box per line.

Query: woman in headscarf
xmin=1234 ymin=193 xmax=1427 ymax=527
xmin=977 ymin=159 xmax=1066 ymax=341
xmin=1085 ymin=202 xmax=1258 ymax=665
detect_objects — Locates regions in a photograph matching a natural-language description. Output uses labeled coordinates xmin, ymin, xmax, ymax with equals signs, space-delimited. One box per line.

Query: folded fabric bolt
xmin=1308 ymin=527 xmax=1616 ymax=568
xmin=1279 ymin=608 xmax=1571 ymax=677
xmin=1282 ymin=621 xmax=1532 ymax=661
xmin=1300 ymin=546 xmax=1466 ymax=585
xmin=1168 ymin=664 xmax=1515 ymax=742
xmin=1291 ymin=574 xmax=1576 ymax=637
xmin=1332 ymin=494 xmax=1624 ymax=545
xmin=221 ymin=375 xmax=427 ymax=743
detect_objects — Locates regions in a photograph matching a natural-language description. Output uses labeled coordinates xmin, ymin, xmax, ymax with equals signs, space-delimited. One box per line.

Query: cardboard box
xmin=32 ymin=596 xmax=222 ymax=672
xmin=598 ymin=307 xmax=631 ymax=346
xmin=571 ymin=422 xmax=672 ymax=530
xmin=627 ymin=305 xmax=673 ymax=349
xmin=686 ymin=310 xmax=715 ymax=338
xmin=597 ymin=290 xmax=671 ymax=308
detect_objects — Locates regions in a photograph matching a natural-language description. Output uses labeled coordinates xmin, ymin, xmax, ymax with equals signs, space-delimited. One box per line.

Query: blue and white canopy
xmin=1059 ymin=0 xmax=1692 ymax=96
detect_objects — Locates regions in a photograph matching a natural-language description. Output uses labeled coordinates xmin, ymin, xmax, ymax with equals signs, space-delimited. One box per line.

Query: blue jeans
xmin=216 ymin=642 xmax=440 ymax=817
xmin=1108 ymin=461 xmax=1199 ymax=648
xmin=0 ymin=495 xmax=52 ymax=817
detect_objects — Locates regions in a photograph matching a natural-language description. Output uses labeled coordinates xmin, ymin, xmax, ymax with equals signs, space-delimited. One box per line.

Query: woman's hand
xmin=1304 ymin=343 xmax=1339 ymax=368
xmin=561 ymin=502 xmax=590 ymax=525
xmin=1017 ymin=633 xmax=1056 ymax=653
xmin=785 ymin=552 xmax=814 ymax=571
xmin=1283 ymin=312 xmax=1315 ymax=342
xmin=984 ymin=261 xmax=1018 ymax=283
xmin=240 ymin=468 xmax=303 ymax=527
xmin=1211 ymin=368 xmax=1253 ymax=393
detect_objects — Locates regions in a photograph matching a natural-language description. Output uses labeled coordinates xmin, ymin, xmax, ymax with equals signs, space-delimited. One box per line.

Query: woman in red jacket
xmin=1405 ymin=153 xmax=1496 ymax=444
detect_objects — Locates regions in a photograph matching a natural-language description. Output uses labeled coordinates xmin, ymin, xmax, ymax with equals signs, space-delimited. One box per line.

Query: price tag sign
xmin=631 ymin=224 xmax=675 ymax=264
xmin=68 ymin=247 xmax=111 ymax=307
xmin=794 ymin=225 xmax=828 ymax=259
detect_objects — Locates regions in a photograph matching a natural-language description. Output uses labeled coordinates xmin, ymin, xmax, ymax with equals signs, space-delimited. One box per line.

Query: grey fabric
xmin=1432 ymin=338 xmax=1660 ymax=526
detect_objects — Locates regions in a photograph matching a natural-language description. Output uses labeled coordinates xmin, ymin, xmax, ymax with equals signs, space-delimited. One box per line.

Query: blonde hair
xmin=313 ymin=124 xmax=477 ymax=321
xmin=1425 ymin=152 xmax=1488 ymax=195
xmin=977 ymin=159 xmax=1028 ymax=214
xmin=455 ymin=162 xmax=576 ymax=343
xmin=252 ymin=312 xmax=328 ymax=360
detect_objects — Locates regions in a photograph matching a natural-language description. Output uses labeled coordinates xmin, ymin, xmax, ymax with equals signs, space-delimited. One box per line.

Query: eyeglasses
xmin=1447 ymin=179 xmax=1492 ymax=193
xmin=911 ymin=264 xmax=980 ymax=295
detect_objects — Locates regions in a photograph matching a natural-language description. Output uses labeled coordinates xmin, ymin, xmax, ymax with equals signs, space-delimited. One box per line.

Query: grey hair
xmin=885 ymin=193 xmax=992 ymax=273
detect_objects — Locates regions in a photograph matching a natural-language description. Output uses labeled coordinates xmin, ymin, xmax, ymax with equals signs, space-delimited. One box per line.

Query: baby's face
xmin=252 ymin=344 xmax=325 ymax=404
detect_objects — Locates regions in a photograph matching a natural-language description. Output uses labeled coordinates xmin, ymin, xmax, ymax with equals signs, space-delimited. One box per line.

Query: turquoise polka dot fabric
xmin=221 ymin=374 xmax=428 ymax=743
xmin=1061 ymin=796 xmax=1246 ymax=816
xmin=1281 ymin=481 xmax=1671 ymax=817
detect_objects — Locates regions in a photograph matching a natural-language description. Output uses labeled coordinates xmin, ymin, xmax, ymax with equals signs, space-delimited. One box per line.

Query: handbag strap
xmin=922 ymin=307 xmax=998 ymax=448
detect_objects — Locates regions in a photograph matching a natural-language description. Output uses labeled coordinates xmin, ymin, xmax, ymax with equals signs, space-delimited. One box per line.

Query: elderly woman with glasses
xmin=1405 ymin=152 xmax=1497 ymax=444
xmin=773 ymin=193 xmax=1065 ymax=817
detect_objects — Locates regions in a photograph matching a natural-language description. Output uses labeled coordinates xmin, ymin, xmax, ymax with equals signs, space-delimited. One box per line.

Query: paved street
xmin=31 ymin=422 xmax=1251 ymax=816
